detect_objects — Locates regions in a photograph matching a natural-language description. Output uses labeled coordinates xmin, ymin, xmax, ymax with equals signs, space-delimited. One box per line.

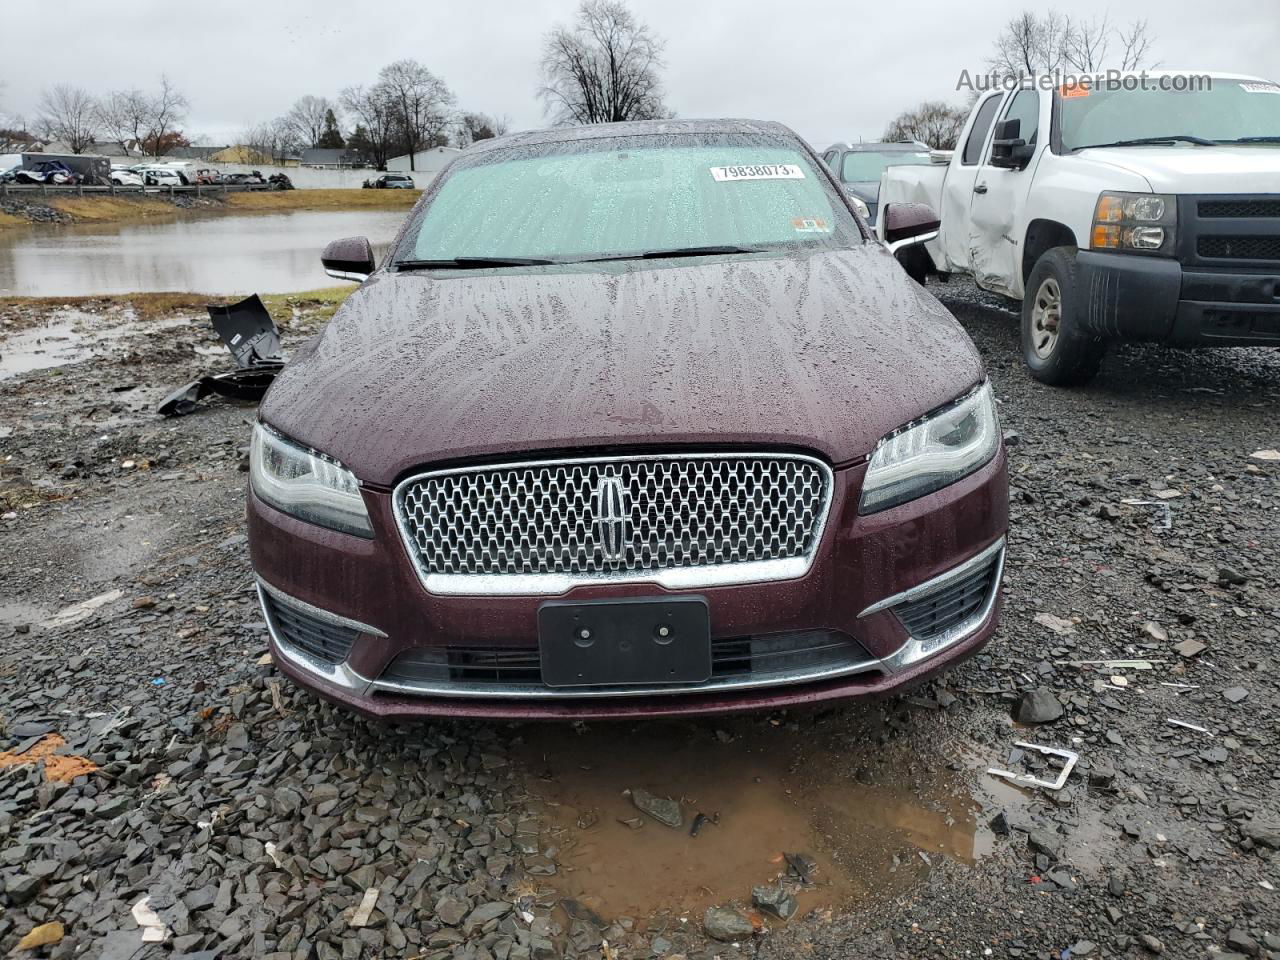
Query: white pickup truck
xmin=878 ymin=71 xmax=1280 ymax=384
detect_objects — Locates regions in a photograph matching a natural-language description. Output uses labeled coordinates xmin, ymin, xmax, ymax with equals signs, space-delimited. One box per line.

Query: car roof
xmin=468 ymin=118 xmax=798 ymax=156
xmin=823 ymin=141 xmax=930 ymax=153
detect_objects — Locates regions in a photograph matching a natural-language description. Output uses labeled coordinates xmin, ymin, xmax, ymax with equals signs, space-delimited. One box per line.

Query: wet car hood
xmin=261 ymin=245 xmax=984 ymax=485
xmin=1074 ymin=145 xmax=1280 ymax=193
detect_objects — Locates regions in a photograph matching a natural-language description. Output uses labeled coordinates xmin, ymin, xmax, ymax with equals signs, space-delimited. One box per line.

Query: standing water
xmin=0 ymin=209 xmax=408 ymax=296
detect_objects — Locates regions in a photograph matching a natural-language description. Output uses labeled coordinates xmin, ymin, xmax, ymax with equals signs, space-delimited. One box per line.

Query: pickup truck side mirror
xmin=882 ymin=202 xmax=940 ymax=254
xmin=989 ymin=118 xmax=1036 ymax=170
xmin=321 ymin=236 xmax=376 ymax=282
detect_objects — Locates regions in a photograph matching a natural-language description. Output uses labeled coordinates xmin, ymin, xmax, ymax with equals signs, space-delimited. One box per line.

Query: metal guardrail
xmin=0 ymin=182 xmax=275 ymax=198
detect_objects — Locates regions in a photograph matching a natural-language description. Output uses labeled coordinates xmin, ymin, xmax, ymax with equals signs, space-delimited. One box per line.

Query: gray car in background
xmin=820 ymin=141 xmax=935 ymax=226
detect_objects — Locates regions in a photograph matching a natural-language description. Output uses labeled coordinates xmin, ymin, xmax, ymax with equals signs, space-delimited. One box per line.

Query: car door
xmin=941 ymin=91 xmax=1005 ymax=273
xmin=967 ymin=88 xmax=1045 ymax=296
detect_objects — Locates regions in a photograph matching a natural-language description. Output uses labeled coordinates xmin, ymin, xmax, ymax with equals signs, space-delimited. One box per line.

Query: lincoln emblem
xmin=593 ymin=475 xmax=629 ymax=562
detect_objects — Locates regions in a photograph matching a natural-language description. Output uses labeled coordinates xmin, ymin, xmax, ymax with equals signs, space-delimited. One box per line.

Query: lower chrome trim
xmin=256 ymin=579 xmax=377 ymax=696
xmin=365 ymin=650 xmax=886 ymax=700
xmin=255 ymin=539 xmax=1003 ymax=702
xmin=861 ymin=537 xmax=1005 ymax=673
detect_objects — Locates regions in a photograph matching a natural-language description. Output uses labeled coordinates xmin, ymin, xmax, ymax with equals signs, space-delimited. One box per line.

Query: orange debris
xmin=0 ymin=733 xmax=99 ymax=783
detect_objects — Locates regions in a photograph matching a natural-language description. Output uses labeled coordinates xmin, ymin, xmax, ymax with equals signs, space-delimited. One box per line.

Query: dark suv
xmin=363 ymin=173 xmax=416 ymax=189
xmin=820 ymin=141 xmax=936 ymax=226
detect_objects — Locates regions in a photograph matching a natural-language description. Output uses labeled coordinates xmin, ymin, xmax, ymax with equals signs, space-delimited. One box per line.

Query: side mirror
xmin=322 ymin=236 xmax=376 ymax=282
xmin=882 ymin=202 xmax=940 ymax=254
xmin=989 ymin=118 xmax=1036 ymax=169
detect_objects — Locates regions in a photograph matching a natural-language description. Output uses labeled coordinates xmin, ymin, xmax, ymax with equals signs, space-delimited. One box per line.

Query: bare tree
xmin=539 ymin=0 xmax=669 ymax=125
xmin=96 ymin=89 xmax=151 ymax=154
xmin=340 ymin=84 xmax=400 ymax=169
xmin=882 ymin=101 xmax=969 ymax=150
xmin=987 ymin=11 xmax=1070 ymax=77
xmin=1063 ymin=14 xmax=1110 ymax=72
xmin=144 ymin=75 xmax=189 ymax=157
xmin=375 ymin=60 xmax=455 ymax=169
xmin=454 ymin=112 xmax=510 ymax=146
xmin=37 ymin=85 xmax=99 ymax=153
xmin=1118 ymin=19 xmax=1156 ymax=71
xmin=989 ymin=11 xmax=1158 ymax=78
xmin=284 ymin=95 xmax=339 ymax=149
xmin=241 ymin=117 xmax=299 ymax=165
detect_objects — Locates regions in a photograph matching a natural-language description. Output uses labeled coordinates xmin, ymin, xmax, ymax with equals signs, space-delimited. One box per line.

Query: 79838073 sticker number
xmin=709 ymin=164 xmax=805 ymax=181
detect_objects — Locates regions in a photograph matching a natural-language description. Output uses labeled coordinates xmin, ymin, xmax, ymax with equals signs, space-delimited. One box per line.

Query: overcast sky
xmin=2 ymin=0 xmax=1277 ymax=149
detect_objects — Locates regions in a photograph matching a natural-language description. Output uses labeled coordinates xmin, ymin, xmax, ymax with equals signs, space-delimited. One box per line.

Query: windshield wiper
xmin=1076 ymin=135 xmax=1216 ymax=150
xmin=395 ymin=256 xmax=560 ymax=270
xmin=573 ymin=244 xmax=767 ymax=264
xmin=1216 ymin=136 xmax=1280 ymax=144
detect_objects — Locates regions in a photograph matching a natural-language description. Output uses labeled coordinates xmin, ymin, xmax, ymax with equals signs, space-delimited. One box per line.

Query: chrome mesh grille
xmin=395 ymin=454 xmax=832 ymax=594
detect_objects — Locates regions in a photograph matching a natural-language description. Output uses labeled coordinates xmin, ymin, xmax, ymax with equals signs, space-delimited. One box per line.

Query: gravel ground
xmin=0 ymin=281 xmax=1277 ymax=960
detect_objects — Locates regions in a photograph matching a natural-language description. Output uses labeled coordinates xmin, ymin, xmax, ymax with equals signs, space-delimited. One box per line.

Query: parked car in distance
xmin=878 ymin=71 xmax=1280 ymax=384
xmin=110 ymin=166 xmax=144 ymax=187
xmin=223 ymin=171 xmax=266 ymax=186
xmin=249 ymin=119 xmax=1007 ymax=720
xmin=267 ymin=172 xmax=294 ymax=190
xmin=363 ymin=173 xmax=415 ymax=189
xmin=195 ymin=168 xmax=223 ymax=185
xmin=821 ymin=141 xmax=936 ymax=225
xmin=140 ymin=168 xmax=183 ymax=187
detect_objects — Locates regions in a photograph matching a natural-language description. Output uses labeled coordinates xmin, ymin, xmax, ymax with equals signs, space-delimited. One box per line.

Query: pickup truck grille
xmin=1181 ymin=194 xmax=1280 ymax=268
xmin=1199 ymin=200 xmax=1280 ymax=219
xmin=1197 ymin=236 xmax=1280 ymax=261
xmin=394 ymin=453 xmax=832 ymax=595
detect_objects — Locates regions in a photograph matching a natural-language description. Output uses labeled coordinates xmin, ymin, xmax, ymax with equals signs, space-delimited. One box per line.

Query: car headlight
xmin=849 ymin=195 xmax=871 ymax=219
xmin=249 ymin=423 xmax=373 ymax=537
xmin=1091 ymin=191 xmax=1176 ymax=255
xmin=859 ymin=382 xmax=1000 ymax=514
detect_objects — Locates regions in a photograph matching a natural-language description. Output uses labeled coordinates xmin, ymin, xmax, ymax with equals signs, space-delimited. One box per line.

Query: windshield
xmin=839 ymin=150 xmax=933 ymax=183
xmin=1061 ymin=78 xmax=1280 ymax=149
xmin=397 ymin=133 xmax=860 ymax=264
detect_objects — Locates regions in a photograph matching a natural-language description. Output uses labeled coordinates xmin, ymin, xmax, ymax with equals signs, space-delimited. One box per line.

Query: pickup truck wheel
xmin=1021 ymin=247 xmax=1106 ymax=386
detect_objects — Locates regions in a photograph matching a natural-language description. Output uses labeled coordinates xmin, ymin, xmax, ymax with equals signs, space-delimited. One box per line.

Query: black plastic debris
xmin=158 ymin=295 xmax=284 ymax=417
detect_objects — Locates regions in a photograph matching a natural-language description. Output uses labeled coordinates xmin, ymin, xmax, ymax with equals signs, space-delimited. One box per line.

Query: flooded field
xmin=515 ymin=717 xmax=1027 ymax=925
xmin=0 ymin=209 xmax=407 ymax=296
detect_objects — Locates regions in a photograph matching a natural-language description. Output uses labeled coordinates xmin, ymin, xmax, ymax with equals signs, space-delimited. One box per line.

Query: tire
xmin=1021 ymin=246 xmax=1107 ymax=386
xmin=895 ymin=246 xmax=931 ymax=286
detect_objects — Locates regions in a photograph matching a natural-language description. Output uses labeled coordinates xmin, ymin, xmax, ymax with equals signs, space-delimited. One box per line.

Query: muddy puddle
xmin=515 ymin=718 xmax=1024 ymax=924
xmin=0 ymin=311 xmax=192 ymax=380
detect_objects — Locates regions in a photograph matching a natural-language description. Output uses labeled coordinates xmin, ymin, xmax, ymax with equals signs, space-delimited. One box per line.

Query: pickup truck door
xmin=941 ymin=91 xmax=1005 ymax=273
xmin=967 ymin=88 xmax=1045 ymax=297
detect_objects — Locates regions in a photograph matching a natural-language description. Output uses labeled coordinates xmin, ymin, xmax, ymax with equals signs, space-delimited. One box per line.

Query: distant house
xmin=89 ymin=140 xmax=144 ymax=158
xmin=163 ymin=145 xmax=226 ymax=161
xmin=300 ymin=147 xmax=364 ymax=169
xmin=210 ymin=145 xmax=272 ymax=165
xmin=386 ymin=146 xmax=461 ymax=174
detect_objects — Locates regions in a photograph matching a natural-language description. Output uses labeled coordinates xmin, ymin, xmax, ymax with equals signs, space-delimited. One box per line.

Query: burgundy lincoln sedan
xmin=247 ymin=119 xmax=1008 ymax=720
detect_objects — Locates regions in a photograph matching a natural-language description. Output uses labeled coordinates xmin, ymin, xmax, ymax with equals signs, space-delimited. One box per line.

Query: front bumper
xmin=248 ymin=451 xmax=1007 ymax=719
xmin=1077 ymin=252 xmax=1280 ymax=348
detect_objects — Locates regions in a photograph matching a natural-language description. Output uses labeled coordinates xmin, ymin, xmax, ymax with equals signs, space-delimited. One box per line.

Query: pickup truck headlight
xmin=1091 ymin=191 xmax=1176 ymax=255
xmin=859 ymin=382 xmax=1000 ymax=514
xmin=849 ymin=195 xmax=871 ymax=219
xmin=249 ymin=423 xmax=373 ymax=537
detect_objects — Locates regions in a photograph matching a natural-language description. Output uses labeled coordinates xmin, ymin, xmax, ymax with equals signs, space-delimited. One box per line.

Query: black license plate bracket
xmin=538 ymin=596 xmax=711 ymax=687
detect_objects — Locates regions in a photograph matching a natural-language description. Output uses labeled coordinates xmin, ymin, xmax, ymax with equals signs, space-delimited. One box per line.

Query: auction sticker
xmin=1240 ymin=81 xmax=1280 ymax=94
xmin=791 ymin=217 xmax=830 ymax=233
xmin=710 ymin=164 xmax=805 ymax=181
